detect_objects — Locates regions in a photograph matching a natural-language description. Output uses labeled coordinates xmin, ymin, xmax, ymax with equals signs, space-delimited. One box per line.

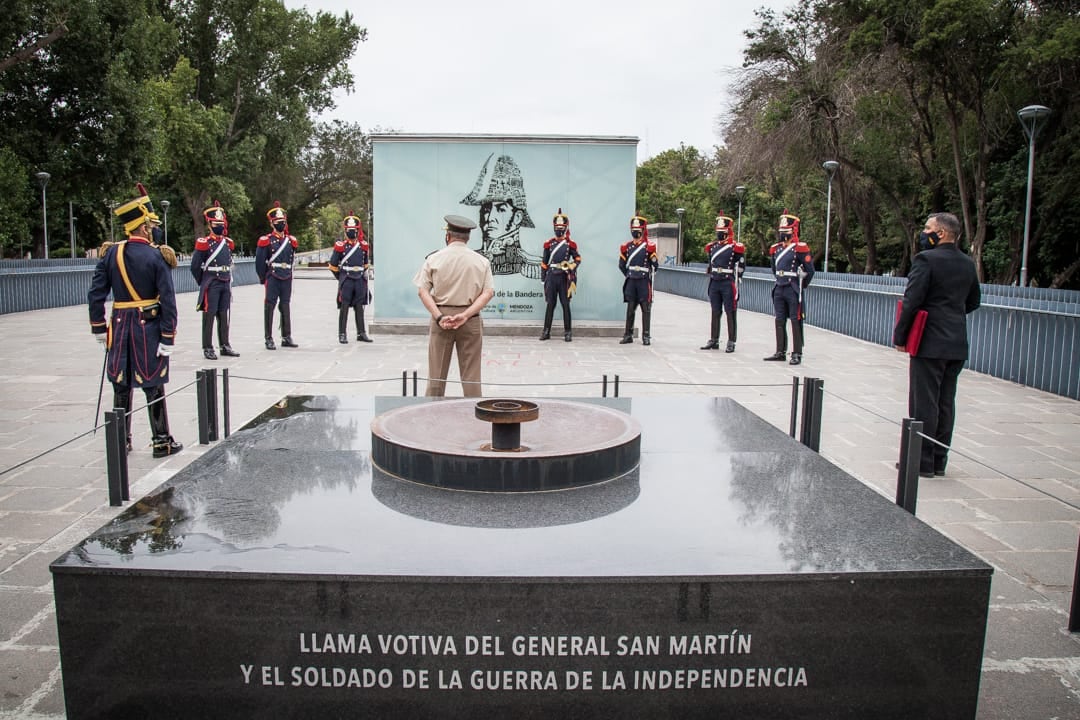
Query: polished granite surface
xmin=51 ymin=396 xmax=990 ymax=578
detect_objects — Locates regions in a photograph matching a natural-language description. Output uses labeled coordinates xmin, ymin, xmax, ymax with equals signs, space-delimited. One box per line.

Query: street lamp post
xmin=36 ymin=172 xmax=50 ymax=259
xmin=822 ymin=161 xmax=840 ymax=273
xmin=160 ymin=200 xmax=170 ymax=247
xmin=735 ymin=186 xmax=746 ymax=243
xmin=675 ymin=207 xmax=685 ymax=264
xmin=1018 ymin=104 xmax=1051 ymax=287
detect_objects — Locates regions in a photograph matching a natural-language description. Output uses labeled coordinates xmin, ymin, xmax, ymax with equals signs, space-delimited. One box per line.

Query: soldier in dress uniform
xmin=88 ymin=184 xmax=182 ymax=458
xmin=328 ymin=212 xmax=373 ymax=344
xmin=763 ymin=210 xmax=815 ymax=365
xmin=256 ymin=201 xmax=299 ymax=349
xmin=700 ymin=213 xmax=745 ymax=352
xmin=539 ymin=208 xmax=581 ymax=342
xmin=190 ymin=201 xmax=239 ymax=360
xmin=618 ymin=214 xmax=659 ymax=345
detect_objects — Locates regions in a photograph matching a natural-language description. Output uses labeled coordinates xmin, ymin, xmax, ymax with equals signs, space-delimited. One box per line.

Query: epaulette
xmin=257 ymin=235 xmax=271 ymax=247
xmin=194 ymin=237 xmax=210 ymax=251
xmin=227 ymin=239 xmax=235 ymax=250
xmin=156 ymin=244 xmax=178 ymax=268
xmin=795 ymin=242 xmax=811 ymax=252
xmin=333 ymin=240 xmax=345 ymax=251
xmin=99 ymin=240 xmax=120 ymax=254
xmin=289 ymin=236 xmax=299 ymax=248
xmin=734 ymin=241 xmax=746 ymax=251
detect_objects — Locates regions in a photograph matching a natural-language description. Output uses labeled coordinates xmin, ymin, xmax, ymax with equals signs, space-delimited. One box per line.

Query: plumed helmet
xmin=715 ymin=213 xmax=734 ymax=234
xmin=553 ymin=208 xmax=569 ymax=229
xmin=267 ymin=201 xmax=288 ymax=224
xmin=113 ymin=183 xmax=156 ymax=234
xmin=342 ymin=212 xmax=364 ymax=240
xmin=779 ymin=210 xmax=801 ymax=238
xmin=204 ymin=200 xmax=227 ymax=226
xmin=460 ymin=152 xmax=534 ymax=228
xmin=630 ymin=214 xmax=649 ymax=242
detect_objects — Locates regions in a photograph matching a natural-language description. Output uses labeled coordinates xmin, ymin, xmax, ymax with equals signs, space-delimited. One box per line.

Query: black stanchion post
xmin=798 ymin=378 xmax=824 ymax=451
xmin=1070 ymin=532 xmax=1080 ymax=632
xmin=222 ymin=368 xmax=231 ymax=439
xmin=207 ymin=368 xmax=218 ymax=442
xmin=614 ymin=375 xmax=620 ymax=398
xmin=196 ymin=370 xmax=210 ymax=445
xmin=602 ymin=375 xmax=608 ymax=398
xmin=789 ymin=376 xmax=801 ymax=438
xmin=402 ymin=371 xmax=407 ymax=397
xmin=412 ymin=371 xmax=418 ymax=397
xmin=895 ymin=418 xmax=924 ymax=515
xmin=115 ymin=405 xmax=130 ymax=502
xmin=104 ymin=410 xmax=123 ymax=507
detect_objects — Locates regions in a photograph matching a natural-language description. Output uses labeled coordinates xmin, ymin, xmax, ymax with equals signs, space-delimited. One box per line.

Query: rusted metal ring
xmin=474 ymin=399 xmax=539 ymax=424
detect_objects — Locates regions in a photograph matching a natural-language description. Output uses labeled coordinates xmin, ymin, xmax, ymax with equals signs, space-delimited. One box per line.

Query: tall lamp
xmin=822 ymin=161 xmax=840 ymax=273
xmin=735 ymin=186 xmax=746 ymax=243
xmin=1017 ymin=104 xmax=1051 ymax=287
xmin=36 ymin=172 xmax=50 ymax=259
xmin=160 ymin=200 xmax=170 ymax=247
xmin=675 ymin=207 xmax=685 ymax=264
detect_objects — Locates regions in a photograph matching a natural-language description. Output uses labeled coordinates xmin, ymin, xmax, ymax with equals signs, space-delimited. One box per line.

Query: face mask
xmin=151 ymin=226 xmax=164 ymax=244
xmin=631 ymin=230 xmax=643 ymax=239
xmin=346 ymin=229 xmax=358 ymax=240
xmin=918 ymin=231 xmax=939 ymax=251
xmin=716 ymin=231 xmax=728 ymax=242
xmin=211 ymin=223 xmax=225 ymax=236
xmin=273 ymin=221 xmax=286 ymax=233
xmin=554 ymin=227 xmax=566 ymax=237
xmin=778 ymin=230 xmax=792 ymax=241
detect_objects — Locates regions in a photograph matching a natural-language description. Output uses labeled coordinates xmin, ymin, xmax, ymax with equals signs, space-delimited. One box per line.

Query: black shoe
xmin=357 ymin=333 xmax=373 ymax=343
xmin=619 ymin=335 xmax=633 ymax=344
xmin=281 ymin=337 xmax=298 ymax=348
xmin=642 ymin=336 xmax=651 ymax=346
xmin=220 ymin=345 xmax=240 ymax=357
xmin=126 ymin=438 xmax=133 ymax=453
xmin=203 ymin=347 xmax=218 ymax=360
xmin=763 ymin=352 xmax=786 ymax=361
xmin=789 ymin=353 xmax=802 ymax=366
xmin=919 ymin=470 xmax=935 ymax=479
xmin=152 ymin=436 xmax=183 ymax=458
xmin=539 ymin=329 xmax=551 ymax=341
xmin=564 ymin=332 xmax=572 ymax=342
xmin=700 ymin=340 xmax=719 ymax=350
xmin=265 ymin=337 xmax=276 ymax=350
xmin=725 ymin=341 xmax=736 ymax=353
xmin=339 ymin=334 xmax=348 ymax=344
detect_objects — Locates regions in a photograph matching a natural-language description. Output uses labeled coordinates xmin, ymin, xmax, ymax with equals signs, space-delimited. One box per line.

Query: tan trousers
xmin=426 ymin=307 xmax=484 ymax=397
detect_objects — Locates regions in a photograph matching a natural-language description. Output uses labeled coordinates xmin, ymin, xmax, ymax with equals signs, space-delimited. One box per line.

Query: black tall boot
xmin=218 ymin=311 xmax=239 ymax=356
xmin=264 ymin=304 xmax=276 ymax=349
xmin=764 ymin=320 xmax=787 ymax=361
xmin=338 ymin=306 xmax=349 ymax=344
xmin=280 ymin=302 xmax=298 ymax=347
xmin=146 ymin=386 xmax=182 ymax=458
xmin=356 ymin=306 xmax=372 ymax=342
xmin=642 ymin=303 xmax=652 ymax=346
xmin=620 ymin=302 xmax=636 ymax=343
xmin=540 ymin=304 xmax=554 ymax=340
xmin=563 ymin=304 xmax=572 ymax=342
xmin=725 ymin=313 xmax=738 ymax=353
xmin=202 ymin=313 xmax=217 ymax=360
xmin=112 ymin=387 xmax=133 ymax=452
xmin=790 ymin=321 xmax=805 ymax=365
xmin=701 ymin=312 xmax=720 ymax=349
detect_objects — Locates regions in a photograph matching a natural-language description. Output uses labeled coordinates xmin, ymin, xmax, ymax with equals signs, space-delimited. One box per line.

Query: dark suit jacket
xmin=893 ymin=243 xmax=981 ymax=360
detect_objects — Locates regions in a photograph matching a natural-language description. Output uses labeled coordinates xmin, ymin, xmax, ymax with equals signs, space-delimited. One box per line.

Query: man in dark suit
xmin=893 ymin=212 xmax=981 ymax=477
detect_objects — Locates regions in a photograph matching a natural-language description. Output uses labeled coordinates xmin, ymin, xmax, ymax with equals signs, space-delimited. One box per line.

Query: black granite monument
xmin=51 ymin=396 xmax=992 ymax=719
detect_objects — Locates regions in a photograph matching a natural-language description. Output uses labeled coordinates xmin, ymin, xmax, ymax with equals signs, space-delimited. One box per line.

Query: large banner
xmin=371 ymin=135 xmax=638 ymax=322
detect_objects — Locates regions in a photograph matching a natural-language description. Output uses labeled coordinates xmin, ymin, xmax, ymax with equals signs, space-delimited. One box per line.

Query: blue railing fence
xmin=657 ymin=266 xmax=1080 ymax=400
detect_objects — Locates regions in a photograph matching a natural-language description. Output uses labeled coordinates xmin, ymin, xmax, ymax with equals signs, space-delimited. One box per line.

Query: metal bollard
xmin=402 ymin=370 xmax=407 ymax=397
xmin=799 ymin=378 xmax=824 ymax=451
xmin=895 ymin=418 xmax=924 ymax=515
xmin=602 ymin=374 xmax=608 ymax=398
xmin=196 ymin=370 xmax=210 ymax=445
xmin=104 ymin=410 xmax=123 ymax=507
xmin=789 ymin=376 xmax=801 ymax=438
xmin=614 ymin=374 xmax=620 ymax=398
xmin=1069 ymin=532 xmax=1080 ymax=632
xmin=222 ymin=368 xmax=231 ymax=439
xmin=114 ymin=406 xmax=130 ymax=502
xmin=412 ymin=370 xmax=418 ymax=397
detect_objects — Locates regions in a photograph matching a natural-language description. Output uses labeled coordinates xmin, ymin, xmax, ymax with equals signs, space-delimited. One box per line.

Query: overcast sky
xmin=286 ymin=1 xmax=785 ymax=162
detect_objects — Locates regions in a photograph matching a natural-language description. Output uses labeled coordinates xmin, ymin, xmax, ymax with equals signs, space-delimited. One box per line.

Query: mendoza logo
xmin=507 ymin=304 xmax=534 ymax=313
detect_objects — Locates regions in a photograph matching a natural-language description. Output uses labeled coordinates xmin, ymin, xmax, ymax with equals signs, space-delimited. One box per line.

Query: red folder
xmin=895 ymin=299 xmax=928 ymax=356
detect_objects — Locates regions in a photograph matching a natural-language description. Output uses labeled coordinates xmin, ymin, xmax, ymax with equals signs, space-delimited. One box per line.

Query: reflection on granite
xmin=52 ymin=397 xmax=989 ymax=578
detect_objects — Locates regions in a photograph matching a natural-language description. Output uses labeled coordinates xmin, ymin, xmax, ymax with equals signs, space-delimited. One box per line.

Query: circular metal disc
xmin=371 ymin=399 xmax=641 ymax=492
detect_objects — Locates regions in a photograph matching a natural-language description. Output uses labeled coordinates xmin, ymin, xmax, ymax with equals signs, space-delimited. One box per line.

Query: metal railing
xmin=657 ymin=266 xmax=1080 ymax=400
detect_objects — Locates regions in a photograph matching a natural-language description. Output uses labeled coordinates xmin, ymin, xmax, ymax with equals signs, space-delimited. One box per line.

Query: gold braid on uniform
xmin=99 ymin=241 xmax=117 ymax=254
xmin=156 ymin=244 xmax=178 ymax=268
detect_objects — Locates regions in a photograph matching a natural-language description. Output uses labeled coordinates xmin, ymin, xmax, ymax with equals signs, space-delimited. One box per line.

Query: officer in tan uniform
xmin=413 ymin=215 xmax=495 ymax=397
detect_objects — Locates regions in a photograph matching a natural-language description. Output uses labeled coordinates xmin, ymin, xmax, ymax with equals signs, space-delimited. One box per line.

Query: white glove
xmin=365 ymin=267 xmax=375 ymax=280
xmin=156 ymin=343 xmax=174 ymax=357
xmin=95 ymin=333 xmax=107 ymax=344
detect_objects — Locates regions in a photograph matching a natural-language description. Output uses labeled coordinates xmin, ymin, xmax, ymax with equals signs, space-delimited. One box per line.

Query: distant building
xmin=649 ymin=223 xmax=679 ymax=266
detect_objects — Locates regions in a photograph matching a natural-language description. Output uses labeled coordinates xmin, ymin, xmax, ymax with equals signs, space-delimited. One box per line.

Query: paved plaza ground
xmin=0 ymin=273 xmax=1078 ymax=718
